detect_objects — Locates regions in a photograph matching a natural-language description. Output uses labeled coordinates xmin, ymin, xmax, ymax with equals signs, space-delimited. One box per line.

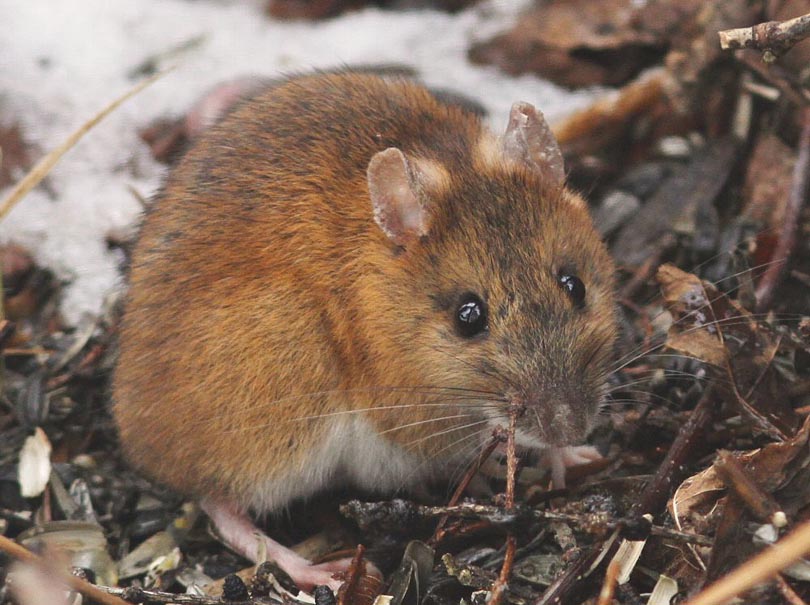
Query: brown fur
xmin=113 ymin=72 xmax=618 ymax=509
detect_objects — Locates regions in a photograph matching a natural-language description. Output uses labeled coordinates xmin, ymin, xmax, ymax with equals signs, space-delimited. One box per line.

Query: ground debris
xmin=2 ymin=1 xmax=810 ymax=604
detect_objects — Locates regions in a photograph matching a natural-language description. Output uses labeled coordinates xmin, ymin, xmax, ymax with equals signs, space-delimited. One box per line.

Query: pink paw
xmin=545 ymin=445 xmax=603 ymax=488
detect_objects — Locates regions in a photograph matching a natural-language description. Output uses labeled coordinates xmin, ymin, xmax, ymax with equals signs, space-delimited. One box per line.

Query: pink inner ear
xmin=367 ymin=147 xmax=427 ymax=246
xmin=503 ymin=102 xmax=566 ymax=189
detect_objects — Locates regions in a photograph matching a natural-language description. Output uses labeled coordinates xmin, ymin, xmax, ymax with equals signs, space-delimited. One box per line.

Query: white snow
xmin=0 ymin=0 xmax=597 ymax=324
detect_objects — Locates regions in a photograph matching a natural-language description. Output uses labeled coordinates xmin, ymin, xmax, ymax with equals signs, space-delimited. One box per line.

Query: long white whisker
xmin=404 ymin=419 xmax=492 ymax=448
xmin=377 ymin=413 xmax=479 ymax=436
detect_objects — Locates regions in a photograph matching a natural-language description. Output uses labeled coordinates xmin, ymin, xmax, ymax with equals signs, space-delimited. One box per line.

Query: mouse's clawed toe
xmin=280 ymin=559 xmax=347 ymax=593
xmin=557 ymin=444 xmax=603 ymax=467
xmin=545 ymin=445 xmax=604 ymax=489
xmin=295 ymin=558 xmax=382 ymax=593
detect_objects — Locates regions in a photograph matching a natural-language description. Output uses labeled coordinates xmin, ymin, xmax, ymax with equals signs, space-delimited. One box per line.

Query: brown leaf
xmin=742 ymin=133 xmax=796 ymax=227
xmin=468 ymin=0 xmax=667 ymax=88
xmin=671 ymin=418 xmax=810 ymax=578
xmin=657 ymin=264 xmax=801 ymax=439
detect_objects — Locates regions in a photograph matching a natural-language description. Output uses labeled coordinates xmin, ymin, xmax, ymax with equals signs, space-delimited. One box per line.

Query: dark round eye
xmin=456 ymin=293 xmax=487 ymax=338
xmin=559 ymin=274 xmax=586 ymax=308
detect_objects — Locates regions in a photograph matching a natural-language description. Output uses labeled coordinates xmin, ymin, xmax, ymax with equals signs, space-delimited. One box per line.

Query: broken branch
xmin=719 ymin=12 xmax=810 ymax=60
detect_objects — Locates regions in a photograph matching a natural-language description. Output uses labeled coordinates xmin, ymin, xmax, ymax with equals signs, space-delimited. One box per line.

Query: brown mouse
xmin=113 ymin=71 xmax=618 ymax=591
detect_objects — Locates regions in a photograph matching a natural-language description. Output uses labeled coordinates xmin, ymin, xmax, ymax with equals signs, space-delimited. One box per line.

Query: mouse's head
xmin=362 ymin=102 xmax=617 ymax=453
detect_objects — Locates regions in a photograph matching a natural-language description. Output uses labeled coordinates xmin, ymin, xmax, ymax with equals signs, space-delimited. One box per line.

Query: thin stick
xmin=684 ymin=518 xmax=810 ymax=605
xmin=755 ymin=106 xmax=810 ymax=310
xmin=100 ymin=584 xmax=260 ymax=605
xmin=596 ymin=559 xmax=621 ymax=605
xmin=504 ymin=405 xmax=519 ymax=510
xmin=775 ymin=574 xmax=808 ymax=605
xmin=0 ymin=533 xmax=129 ymax=605
xmin=737 ymin=52 xmax=810 ymax=106
xmin=411 ymin=503 xmax=712 ymax=547
xmin=0 ymin=69 xmax=170 ymax=221
xmin=489 ymin=535 xmax=516 ymax=605
xmin=634 ymin=387 xmax=716 ymax=516
xmin=715 ymin=450 xmax=786 ymax=527
xmin=489 ymin=408 xmax=520 ymax=605
xmin=337 ymin=544 xmax=366 ymax=605
xmin=719 ymin=12 xmax=810 ymax=59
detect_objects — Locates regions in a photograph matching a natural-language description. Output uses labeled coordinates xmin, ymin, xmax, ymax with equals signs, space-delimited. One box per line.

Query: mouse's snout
xmin=511 ymin=383 xmax=595 ymax=448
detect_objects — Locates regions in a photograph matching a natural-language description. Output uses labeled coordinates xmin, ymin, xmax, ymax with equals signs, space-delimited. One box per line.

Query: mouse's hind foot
xmin=201 ymin=499 xmax=379 ymax=594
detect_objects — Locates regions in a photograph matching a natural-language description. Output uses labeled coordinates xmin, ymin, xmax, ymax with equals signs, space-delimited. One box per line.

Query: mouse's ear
xmin=502 ymin=102 xmax=565 ymax=189
xmin=367 ymin=147 xmax=428 ymax=246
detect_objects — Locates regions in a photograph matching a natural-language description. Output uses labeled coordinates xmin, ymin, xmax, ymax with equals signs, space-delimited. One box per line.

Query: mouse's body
xmin=113 ymin=72 xmax=617 ymax=590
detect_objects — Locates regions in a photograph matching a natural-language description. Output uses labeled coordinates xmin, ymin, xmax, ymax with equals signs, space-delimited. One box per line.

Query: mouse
xmin=112 ymin=71 xmax=618 ymax=592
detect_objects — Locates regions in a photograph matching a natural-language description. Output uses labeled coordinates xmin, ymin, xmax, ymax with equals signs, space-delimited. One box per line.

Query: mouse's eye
xmin=559 ymin=274 xmax=586 ymax=308
xmin=456 ymin=293 xmax=488 ymax=337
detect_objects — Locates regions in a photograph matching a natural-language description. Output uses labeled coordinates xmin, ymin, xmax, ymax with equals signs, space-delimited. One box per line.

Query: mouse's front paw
xmin=544 ymin=445 xmax=604 ymax=488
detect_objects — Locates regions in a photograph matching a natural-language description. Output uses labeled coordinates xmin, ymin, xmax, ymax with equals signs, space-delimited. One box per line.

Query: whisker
xmin=712 ymin=257 xmax=785 ymax=289
xmin=399 ymin=425 xmax=494 ymax=491
xmin=224 ymin=401 xmax=500 ymax=434
xmin=377 ymin=413 xmax=480 ymax=436
xmin=610 ymin=313 xmax=798 ymax=375
xmin=240 ymin=384 xmax=506 ymax=413
xmin=404 ymin=419 xmax=493 ymax=448
xmin=614 ymin=264 xmax=800 ymax=371
xmin=621 ymin=234 xmax=778 ymax=314
xmin=286 ymin=401 xmax=500 ymax=424
xmin=447 ymin=435 xmax=499 ymax=489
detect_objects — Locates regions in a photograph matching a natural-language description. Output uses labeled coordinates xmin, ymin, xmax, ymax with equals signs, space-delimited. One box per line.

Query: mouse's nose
xmin=523 ymin=389 xmax=591 ymax=446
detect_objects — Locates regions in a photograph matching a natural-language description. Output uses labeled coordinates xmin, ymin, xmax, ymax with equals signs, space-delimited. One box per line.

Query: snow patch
xmin=0 ymin=0 xmax=597 ymax=323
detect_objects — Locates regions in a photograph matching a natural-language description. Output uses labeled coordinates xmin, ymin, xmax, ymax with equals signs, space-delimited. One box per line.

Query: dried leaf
xmin=17 ymin=427 xmax=51 ymax=498
xmin=18 ymin=521 xmax=118 ymax=586
xmin=612 ymin=538 xmax=646 ymax=584
xmin=469 ymin=0 xmax=667 ymax=87
xmin=386 ymin=541 xmax=435 ymax=605
xmin=671 ymin=418 xmax=810 ymax=580
xmin=657 ymin=264 xmax=801 ymax=438
xmin=647 ymin=574 xmax=679 ymax=605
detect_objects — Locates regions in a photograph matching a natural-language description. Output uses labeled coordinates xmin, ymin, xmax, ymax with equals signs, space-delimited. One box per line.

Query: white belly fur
xmin=245 ymin=416 xmax=434 ymax=513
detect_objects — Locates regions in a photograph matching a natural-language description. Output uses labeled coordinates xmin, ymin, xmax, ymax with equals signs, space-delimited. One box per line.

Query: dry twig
xmin=413 ymin=503 xmax=711 ymax=547
xmin=596 ymin=559 xmax=621 ymax=605
xmin=775 ymin=574 xmax=808 ymax=605
xmin=337 ymin=544 xmax=367 ymax=605
xmin=430 ymin=431 xmax=502 ymax=545
xmin=719 ymin=13 xmax=810 ymax=60
xmin=489 ymin=406 xmax=521 ymax=605
xmin=738 ymin=52 xmax=810 ymax=106
xmin=489 ymin=535 xmax=517 ymax=605
xmin=634 ymin=387 xmax=717 ymax=516
xmin=715 ymin=450 xmax=786 ymax=527
xmin=101 ymin=585 xmax=262 ymax=605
